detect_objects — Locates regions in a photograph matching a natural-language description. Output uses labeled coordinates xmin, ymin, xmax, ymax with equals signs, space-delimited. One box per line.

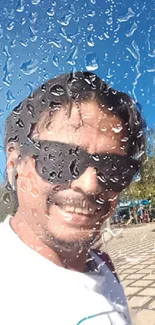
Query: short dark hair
xmin=4 ymin=71 xmax=146 ymax=160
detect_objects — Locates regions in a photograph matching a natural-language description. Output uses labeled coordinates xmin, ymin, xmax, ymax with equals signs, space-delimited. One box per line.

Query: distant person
xmin=0 ymin=72 xmax=145 ymax=325
xmin=133 ymin=207 xmax=138 ymax=224
xmin=137 ymin=205 xmax=143 ymax=224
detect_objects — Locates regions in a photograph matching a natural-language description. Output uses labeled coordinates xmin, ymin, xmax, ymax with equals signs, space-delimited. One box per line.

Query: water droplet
xmin=88 ymin=10 xmax=95 ymax=17
xmin=29 ymin=26 xmax=38 ymax=42
xmin=147 ymin=66 xmax=155 ymax=73
xmin=20 ymin=59 xmax=39 ymax=75
xmin=3 ymin=8 xmax=15 ymax=19
xmin=91 ymin=154 xmax=100 ymax=162
xmin=69 ymin=4 xmax=76 ymax=14
xmin=96 ymin=198 xmax=105 ymax=205
xmin=29 ymin=12 xmax=38 ymax=24
xmin=0 ymin=24 xmax=3 ymax=38
xmin=67 ymin=46 xmax=78 ymax=65
xmin=31 ymin=0 xmax=40 ymax=4
xmin=10 ymin=39 xmax=16 ymax=47
xmin=3 ymin=45 xmax=11 ymax=58
xmin=16 ymin=0 xmax=25 ymax=12
xmin=90 ymin=0 xmax=96 ymax=3
xmin=2 ymin=192 xmax=11 ymax=204
xmin=69 ymin=159 xmax=79 ymax=178
xmin=21 ymin=17 xmax=26 ymax=25
xmin=0 ymin=145 xmax=4 ymax=152
xmin=97 ymin=173 xmax=106 ymax=184
xmin=30 ymin=187 xmax=39 ymax=198
xmin=125 ymin=22 xmax=138 ymax=37
xmin=42 ymin=56 xmax=49 ymax=63
xmin=47 ymin=38 xmax=62 ymax=48
xmin=16 ymin=118 xmax=25 ymax=128
xmin=49 ymin=171 xmax=57 ymax=179
xmin=47 ymin=7 xmax=55 ymax=17
xmin=87 ymin=33 xmax=95 ymax=47
xmin=85 ymin=52 xmax=98 ymax=71
xmin=58 ymin=171 xmax=63 ymax=179
xmin=7 ymin=21 xmax=15 ymax=31
xmin=24 ymin=81 xmax=35 ymax=94
xmin=117 ymin=7 xmax=135 ymax=23
xmin=50 ymin=85 xmax=64 ymax=96
xmin=110 ymin=176 xmax=119 ymax=184
xmin=112 ymin=126 xmax=123 ymax=133
xmin=52 ymin=54 xmax=59 ymax=67
xmin=20 ymin=39 xmax=28 ymax=47
xmin=0 ymin=109 xmax=4 ymax=117
xmin=6 ymin=90 xmax=15 ymax=107
xmin=87 ymin=23 xmax=94 ymax=31
xmin=57 ymin=14 xmax=72 ymax=26
xmin=2 ymin=58 xmax=14 ymax=86
xmin=98 ymin=34 xmax=104 ymax=41
xmin=63 ymin=213 xmax=73 ymax=222
xmin=27 ymin=103 xmax=35 ymax=116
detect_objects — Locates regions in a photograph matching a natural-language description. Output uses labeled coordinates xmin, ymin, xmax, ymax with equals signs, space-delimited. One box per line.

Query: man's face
xmin=10 ymin=101 xmax=127 ymax=252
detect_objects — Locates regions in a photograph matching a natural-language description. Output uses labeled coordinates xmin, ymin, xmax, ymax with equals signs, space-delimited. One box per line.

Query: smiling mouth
xmin=54 ymin=199 xmax=103 ymax=218
xmin=55 ymin=203 xmax=94 ymax=216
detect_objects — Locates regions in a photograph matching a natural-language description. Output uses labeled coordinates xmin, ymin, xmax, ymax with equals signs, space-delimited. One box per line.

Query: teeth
xmin=61 ymin=205 xmax=92 ymax=215
xmin=82 ymin=200 xmax=86 ymax=208
xmin=82 ymin=208 xmax=91 ymax=215
xmin=63 ymin=205 xmax=75 ymax=212
xmin=74 ymin=207 xmax=82 ymax=214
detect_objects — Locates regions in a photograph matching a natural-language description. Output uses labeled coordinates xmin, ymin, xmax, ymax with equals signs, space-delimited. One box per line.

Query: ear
xmin=6 ymin=142 xmax=20 ymax=188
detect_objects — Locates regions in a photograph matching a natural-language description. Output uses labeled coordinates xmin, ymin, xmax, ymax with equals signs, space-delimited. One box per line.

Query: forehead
xmin=35 ymin=101 xmax=127 ymax=154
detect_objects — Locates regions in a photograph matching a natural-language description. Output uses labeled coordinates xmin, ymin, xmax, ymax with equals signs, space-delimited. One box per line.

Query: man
xmin=0 ymin=72 xmax=145 ymax=325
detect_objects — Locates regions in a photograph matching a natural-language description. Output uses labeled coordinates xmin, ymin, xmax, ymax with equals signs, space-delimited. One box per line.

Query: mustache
xmin=46 ymin=185 xmax=109 ymax=213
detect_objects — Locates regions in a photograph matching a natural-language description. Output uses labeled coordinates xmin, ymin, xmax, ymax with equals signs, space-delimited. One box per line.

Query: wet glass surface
xmin=0 ymin=1 xmax=155 ymax=325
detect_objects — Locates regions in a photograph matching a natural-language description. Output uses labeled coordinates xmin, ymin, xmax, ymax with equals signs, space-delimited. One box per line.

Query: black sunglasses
xmin=20 ymin=140 xmax=141 ymax=193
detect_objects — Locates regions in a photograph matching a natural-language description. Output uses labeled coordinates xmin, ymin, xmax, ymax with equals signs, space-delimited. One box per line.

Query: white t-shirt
xmin=0 ymin=216 xmax=132 ymax=325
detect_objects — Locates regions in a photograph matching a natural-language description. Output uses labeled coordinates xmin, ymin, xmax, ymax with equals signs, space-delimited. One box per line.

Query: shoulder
xmin=92 ymin=249 xmax=120 ymax=282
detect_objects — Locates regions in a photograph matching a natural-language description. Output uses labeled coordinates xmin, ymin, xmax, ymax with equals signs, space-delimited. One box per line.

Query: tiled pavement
xmin=107 ymin=223 xmax=155 ymax=325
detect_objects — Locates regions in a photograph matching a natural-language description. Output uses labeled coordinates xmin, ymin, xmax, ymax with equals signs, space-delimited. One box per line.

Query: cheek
xmin=17 ymin=159 xmax=49 ymax=198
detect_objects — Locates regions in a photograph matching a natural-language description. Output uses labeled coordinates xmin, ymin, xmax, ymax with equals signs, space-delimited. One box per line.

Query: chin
xmin=43 ymin=223 xmax=99 ymax=253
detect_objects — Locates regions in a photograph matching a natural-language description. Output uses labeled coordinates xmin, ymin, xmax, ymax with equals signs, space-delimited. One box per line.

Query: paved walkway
xmin=107 ymin=223 xmax=155 ymax=325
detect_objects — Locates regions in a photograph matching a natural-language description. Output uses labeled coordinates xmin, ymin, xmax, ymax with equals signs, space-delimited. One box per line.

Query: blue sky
xmin=0 ymin=0 xmax=155 ymax=181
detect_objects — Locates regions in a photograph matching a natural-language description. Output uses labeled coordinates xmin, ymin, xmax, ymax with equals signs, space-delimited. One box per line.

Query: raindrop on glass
xmin=7 ymin=22 xmax=15 ymax=31
xmin=85 ymin=52 xmax=98 ymax=71
xmin=117 ymin=7 xmax=135 ymax=23
xmin=29 ymin=12 xmax=38 ymax=24
xmin=0 ymin=24 xmax=3 ymax=38
xmin=47 ymin=7 xmax=55 ymax=17
xmin=0 ymin=109 xmax=4 ymax=117
xmin=57 ymin=14 xmax=72 ymax=26
xmin=20 ymin=59 xmax=39 ymax=75
xmin=50 ymin=85 xmax=64 ymax=96
xmin=16 ymin=0 xmax=25 ymax=12
xmin=2 ymin=192 xmax=11 ymax=204
xmin=87 ymin=33 xmax=95 ymax=47
xmin=49 ymin=171 xmax=57 ymax=179
xmin=69 ymin=159 xmax=79 ymax=178
xmin=52 ymin=54 xmax=59 ymax=67
xmin=31 ymin=0 xmax=40 ymax=4
xmin=91 ymin=154 xmax=100 ymax=162
xmin=112 ymin=126 xmax=123 ymax=133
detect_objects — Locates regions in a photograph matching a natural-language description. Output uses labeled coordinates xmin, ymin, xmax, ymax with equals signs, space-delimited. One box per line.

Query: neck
xmin=10 ymin=212 xmax=88 ymax=273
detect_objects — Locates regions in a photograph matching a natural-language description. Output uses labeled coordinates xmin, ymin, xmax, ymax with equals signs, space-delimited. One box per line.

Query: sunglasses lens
xmin=69 ymin=159 xmax=80 ymax=179
xmin=30 ymin=141 xmax=139 ymax=191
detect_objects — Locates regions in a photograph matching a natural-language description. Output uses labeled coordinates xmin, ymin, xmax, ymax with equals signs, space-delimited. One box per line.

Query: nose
xmin=70 ymin=167 xmax=100 ymax=195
